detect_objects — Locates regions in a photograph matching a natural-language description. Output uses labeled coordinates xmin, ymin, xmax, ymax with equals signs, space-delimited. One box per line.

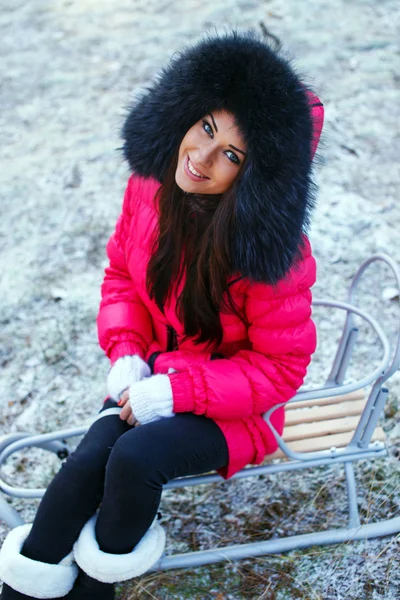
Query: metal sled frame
xmin=0 ymin=254 xmax=399 ymax=571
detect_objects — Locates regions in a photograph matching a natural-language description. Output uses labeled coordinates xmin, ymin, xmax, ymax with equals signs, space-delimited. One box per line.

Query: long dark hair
xmin=146 ymin=151 xmax=244 ymax=349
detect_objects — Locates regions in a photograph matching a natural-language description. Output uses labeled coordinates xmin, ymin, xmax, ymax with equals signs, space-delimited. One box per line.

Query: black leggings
xmin=22 ymin=399 xmax=229 ymax=563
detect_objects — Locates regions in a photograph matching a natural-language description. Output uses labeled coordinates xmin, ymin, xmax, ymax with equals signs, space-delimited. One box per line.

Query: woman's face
xmin=175 ymin=110 xmax=247 ymax=195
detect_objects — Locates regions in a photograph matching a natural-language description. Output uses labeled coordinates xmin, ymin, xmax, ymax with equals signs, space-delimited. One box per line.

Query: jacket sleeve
xmin=168 ymin=257 xmax=317 ymax=420
xmin=97 ymin=175 xmax=155 ymax=364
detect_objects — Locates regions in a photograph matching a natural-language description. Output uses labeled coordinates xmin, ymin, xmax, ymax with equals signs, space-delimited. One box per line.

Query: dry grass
xmin=117 ymin=455 xmax=400 ymax=600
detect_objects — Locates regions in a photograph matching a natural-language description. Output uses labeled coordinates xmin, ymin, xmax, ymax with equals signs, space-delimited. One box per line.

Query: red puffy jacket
xmin=97 ymin=173 xmax=317 ymax=479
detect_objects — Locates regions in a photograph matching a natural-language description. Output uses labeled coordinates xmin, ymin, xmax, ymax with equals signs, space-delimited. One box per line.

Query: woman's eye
xmin=201 ymin=121 xmax=240 ymax=165
xmin=202 ymin=121 xmax=213 ymax=137
xmin=225 ymin=150 xmax=240 ymax=165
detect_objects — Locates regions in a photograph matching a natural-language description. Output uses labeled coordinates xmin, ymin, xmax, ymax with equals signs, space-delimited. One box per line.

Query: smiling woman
xmin=0 ymin=30 xmax=323 ymax=600
xmin=175 ymin=110 xmax=247 ymax=194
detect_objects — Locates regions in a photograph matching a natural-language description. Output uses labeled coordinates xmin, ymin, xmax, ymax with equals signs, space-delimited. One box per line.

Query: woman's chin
xmin=176 ymin=173 xmax=216 ymax=195
xmin=175 ymin=171 xmax=195 ymax=193
xmin=175 ymin=180 xmax=190 ymax=193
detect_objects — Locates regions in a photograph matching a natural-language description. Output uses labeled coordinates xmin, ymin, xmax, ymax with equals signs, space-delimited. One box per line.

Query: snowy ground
xmin=0 ymin=0 xmax=399 ymax=598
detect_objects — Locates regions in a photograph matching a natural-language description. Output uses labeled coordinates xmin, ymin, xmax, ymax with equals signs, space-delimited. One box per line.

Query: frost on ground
xmin=0 ymin=0 xmax=399 ymax=598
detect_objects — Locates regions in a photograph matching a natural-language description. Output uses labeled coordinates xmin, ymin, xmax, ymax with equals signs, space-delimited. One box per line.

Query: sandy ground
xmin=0 ymin=0 xmax=399 ymax=598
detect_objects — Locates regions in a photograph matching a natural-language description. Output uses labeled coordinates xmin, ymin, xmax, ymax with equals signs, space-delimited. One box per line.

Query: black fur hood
xmin=122 ymin=31 xmax=323 ymax=284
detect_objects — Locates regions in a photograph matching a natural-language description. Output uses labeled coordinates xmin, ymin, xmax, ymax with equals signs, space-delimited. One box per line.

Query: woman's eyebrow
xmin=210 ymin=113 xmax=246 ymax=156
xmin=209 ymin=113 xmax=218 ymax=132
xmin=229 ymin=144 xmax=246 ymax=156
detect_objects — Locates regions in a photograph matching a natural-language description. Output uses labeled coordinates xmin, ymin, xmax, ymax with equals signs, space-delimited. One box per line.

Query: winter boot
xmin=63 ymin=569 xmax=114 ymax=600
xmin=73 ymin=514 xmax=165 ymax=587
xmin=0 ymin=524 xmax=78 ymax=599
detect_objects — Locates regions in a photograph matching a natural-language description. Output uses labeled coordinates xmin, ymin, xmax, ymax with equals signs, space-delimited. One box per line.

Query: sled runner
xmin=0 ymin=253 xmax=399 ymax=569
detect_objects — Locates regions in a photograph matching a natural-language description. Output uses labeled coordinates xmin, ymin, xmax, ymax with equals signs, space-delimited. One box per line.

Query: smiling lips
xmin=184 ymin=155 xmax=209 ymax=182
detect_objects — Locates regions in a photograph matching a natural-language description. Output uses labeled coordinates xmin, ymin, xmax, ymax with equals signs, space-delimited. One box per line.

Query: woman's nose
xmin=195 ymin=145 xmax=213 ymax=167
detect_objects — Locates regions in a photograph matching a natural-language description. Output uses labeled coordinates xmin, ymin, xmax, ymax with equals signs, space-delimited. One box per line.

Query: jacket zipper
xmin=167 ymin=325 xmax=178 ymax=351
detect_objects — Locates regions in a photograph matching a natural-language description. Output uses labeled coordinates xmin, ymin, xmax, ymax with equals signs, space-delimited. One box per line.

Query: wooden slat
xmin=261 ymin=387 xmax=386 ymax=462
xmin=285 ymin=389 xmax=365 ymax=411
xmin=269 ymin=427 xmax=386 ymax=459
xmin=284 ymin=415 xmax=362 ymax=442
xmin=285 ymin=398 xmax=367 ymax=426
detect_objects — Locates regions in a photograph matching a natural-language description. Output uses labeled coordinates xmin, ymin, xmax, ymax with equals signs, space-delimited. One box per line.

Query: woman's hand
xmin=118 ymin=390 xmax=139 ymax=427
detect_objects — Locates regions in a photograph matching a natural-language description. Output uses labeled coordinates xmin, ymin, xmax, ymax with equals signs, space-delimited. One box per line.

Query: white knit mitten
xmin=129 ymin=374 xmax=174 ymax=425
xmin=107 ymin=355 xmax=151 ymax=401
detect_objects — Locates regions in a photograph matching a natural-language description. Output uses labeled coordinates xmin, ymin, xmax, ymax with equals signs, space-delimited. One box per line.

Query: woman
xmin=0 ymin=31 xmax=323 ymax=599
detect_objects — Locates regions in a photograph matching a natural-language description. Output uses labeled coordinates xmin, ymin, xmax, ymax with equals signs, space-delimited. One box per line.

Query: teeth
xmin=188 ymin=158 xmax=206 ymax=178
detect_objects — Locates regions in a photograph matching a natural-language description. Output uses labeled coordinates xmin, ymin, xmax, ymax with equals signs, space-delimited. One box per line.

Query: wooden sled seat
xmin=268 ymin=389 xmax=386 ymax=459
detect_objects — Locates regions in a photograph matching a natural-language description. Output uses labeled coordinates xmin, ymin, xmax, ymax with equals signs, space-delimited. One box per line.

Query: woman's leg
xmin=21 ymin=399 xmax=131 ymax=564
xmin=94 ymin=413 xmax=229 ymax=554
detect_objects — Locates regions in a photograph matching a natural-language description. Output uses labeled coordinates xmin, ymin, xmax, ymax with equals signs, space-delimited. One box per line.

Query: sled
xmin=0 ymin=253 xmax=399 ymax=570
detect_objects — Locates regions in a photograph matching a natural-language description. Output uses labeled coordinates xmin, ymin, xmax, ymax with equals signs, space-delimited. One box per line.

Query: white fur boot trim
xmin=73 ymin=515 xmax=166 ymax=583
xmin=0 ymin=523 xmax=78 ymax=599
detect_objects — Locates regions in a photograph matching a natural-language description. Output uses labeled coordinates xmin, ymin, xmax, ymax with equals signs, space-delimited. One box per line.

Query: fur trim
xmin=122 ymin=30 xmax=322 ymax=284
xmin=0 ymin=524 xmax=78 ymax=599
xmin=73 ymin=515 xmax=165 ymax=583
